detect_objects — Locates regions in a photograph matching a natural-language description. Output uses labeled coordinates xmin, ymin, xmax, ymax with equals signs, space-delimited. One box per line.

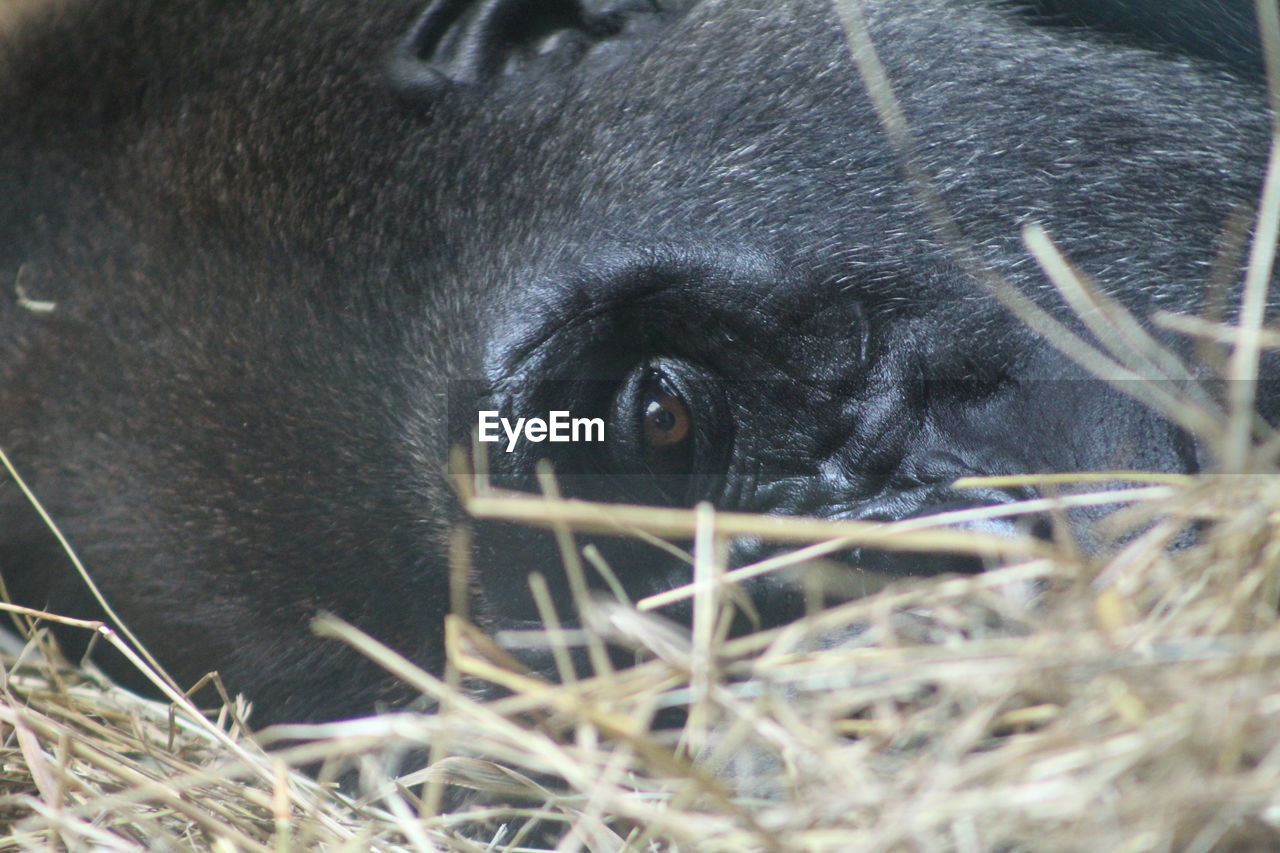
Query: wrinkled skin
xmin=0 ymin=0 xmax=1274 ymax=724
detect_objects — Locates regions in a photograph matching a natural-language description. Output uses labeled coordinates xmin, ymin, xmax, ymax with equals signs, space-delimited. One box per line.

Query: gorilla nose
xmin=793 ymin=484 xmax=1054 ymax=578
xmin=719 ymin=487 xmax=1047 ymax=634
xmin=824 ymin=486 xmax=1049 ymax=577
xmin=844 ymin=511 xmax=1041 ymax=576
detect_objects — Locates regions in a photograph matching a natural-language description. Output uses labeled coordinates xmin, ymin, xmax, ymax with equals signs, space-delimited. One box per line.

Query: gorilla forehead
xmin=404 ymin=0 xmax=1264 ymax=332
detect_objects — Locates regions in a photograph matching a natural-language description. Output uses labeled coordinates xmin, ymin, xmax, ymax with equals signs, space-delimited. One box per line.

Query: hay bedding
xmin=5 ymin=4 xmax=1280 ymax=852
xmin=1 ymin=468 xmax=1280 ymax=852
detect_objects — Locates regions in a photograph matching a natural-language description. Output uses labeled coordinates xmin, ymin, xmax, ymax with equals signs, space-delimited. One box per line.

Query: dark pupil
xmin=647 ymin=402 xmax=677 ymax=432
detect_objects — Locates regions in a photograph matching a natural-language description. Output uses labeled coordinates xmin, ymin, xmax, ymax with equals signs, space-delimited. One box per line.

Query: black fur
xmin=0 ymin=0 xmax=1273 ymax=724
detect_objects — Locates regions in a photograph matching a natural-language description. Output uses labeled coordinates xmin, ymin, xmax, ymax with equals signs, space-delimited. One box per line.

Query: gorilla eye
xmin=636 ymin=376 xmax=695 ymax=481
xmin=642 ymin=385 xmax=692 ymax=449
xmin=608 ymin=361 xmax=721 ymax=504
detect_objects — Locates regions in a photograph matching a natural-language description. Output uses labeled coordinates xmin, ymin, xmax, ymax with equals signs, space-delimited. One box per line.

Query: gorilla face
xmin=0 ymin=0 xmax=1271 ymax=723
xmin=419 ymin=0 xmax=1260 ymax=647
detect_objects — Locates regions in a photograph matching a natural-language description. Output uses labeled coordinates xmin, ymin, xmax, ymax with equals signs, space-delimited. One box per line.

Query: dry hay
xmin=0 ymin=464 xmax=1279 ymax=852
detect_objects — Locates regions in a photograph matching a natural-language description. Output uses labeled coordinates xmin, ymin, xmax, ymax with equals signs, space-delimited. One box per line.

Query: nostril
xmin=830 ymin=486 xmax=1048 ymax=577
xmin=899 ymin=497 xmax=1053 ymax=542
xmin=843 ymin=545 xmax=989 ymax=577
xmin=718 ymin=488 xmax=1046 ymax=628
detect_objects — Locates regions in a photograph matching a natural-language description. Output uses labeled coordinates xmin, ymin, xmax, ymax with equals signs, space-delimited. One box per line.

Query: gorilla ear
xmin=391 ymin=0 xmax=670 ymax=89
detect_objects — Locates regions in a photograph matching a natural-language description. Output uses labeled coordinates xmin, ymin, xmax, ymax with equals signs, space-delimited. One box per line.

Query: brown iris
xmin=642 ymin=386 xmax=692 ymax=449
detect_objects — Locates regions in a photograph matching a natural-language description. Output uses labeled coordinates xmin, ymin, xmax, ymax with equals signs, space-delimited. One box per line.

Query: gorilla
xmin=0 ymin=0 xmax=1273 ymax=725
